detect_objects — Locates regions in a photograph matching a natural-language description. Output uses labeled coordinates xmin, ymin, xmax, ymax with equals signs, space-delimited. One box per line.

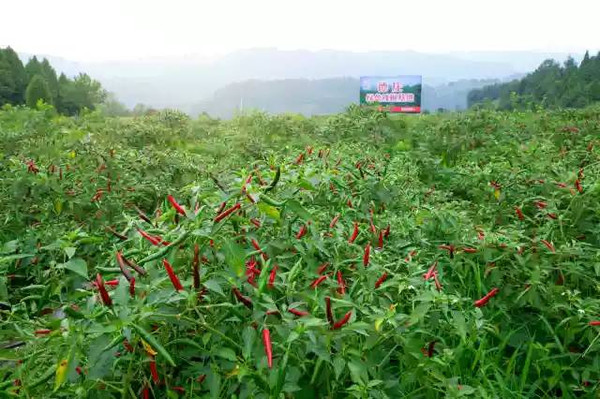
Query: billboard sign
xmin=360 ymin=75 xmax=422 ymax=113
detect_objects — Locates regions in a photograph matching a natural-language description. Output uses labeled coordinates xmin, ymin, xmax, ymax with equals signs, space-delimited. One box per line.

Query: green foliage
xmin=469 ymin=51 xmax=600 ymax=110
xmin=0 ymin=105 xmax=599 ymax=397
xmin=25 ymin=74 xmax=53 ymax=107
xmin=0 ymin=47 xmax=28 ymax=105
xmin=0 ymin=47 xmax=109 ymax=115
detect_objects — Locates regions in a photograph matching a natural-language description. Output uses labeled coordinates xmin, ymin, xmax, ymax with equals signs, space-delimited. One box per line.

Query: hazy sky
xmin=1 ymin=0 xmax=598 ymax=61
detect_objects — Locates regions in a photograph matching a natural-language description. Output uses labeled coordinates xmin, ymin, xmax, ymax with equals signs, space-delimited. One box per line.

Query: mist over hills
xmin=18 ymin=48 xmax=580 ymax=116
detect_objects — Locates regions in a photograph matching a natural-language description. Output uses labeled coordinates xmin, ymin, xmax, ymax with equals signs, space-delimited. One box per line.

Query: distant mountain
xmin=18 ymin=48 xmax=579 ymax=112
xmin=189 ymin=77 xmax=515 ymax=118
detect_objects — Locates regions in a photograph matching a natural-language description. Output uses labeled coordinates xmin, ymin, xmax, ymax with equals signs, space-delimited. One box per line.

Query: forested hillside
xmin=468 ymin=51 xmax=600 ymax=109
xmin=0 ymin=47 xmax=106 ymax=115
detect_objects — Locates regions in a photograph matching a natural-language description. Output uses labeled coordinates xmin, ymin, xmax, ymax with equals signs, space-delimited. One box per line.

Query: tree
xmin=40 ymin=59 xmax=59 ymax=101
xmin=25 ymin=74 xmax=52 ymax=108
xmin=25 ymin=56 xmax=43 ymax=80
xmin=0 ymin=47 xmax=27 ymax=105
xmin=468 ymin=51 xmax=600 ymax=110
xmin=57 ymin=73 xmax=106 ymax=115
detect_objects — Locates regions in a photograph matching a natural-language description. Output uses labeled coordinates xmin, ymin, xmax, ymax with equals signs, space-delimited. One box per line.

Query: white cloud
xmin=1 ymin=0 xmax=598 ymax=61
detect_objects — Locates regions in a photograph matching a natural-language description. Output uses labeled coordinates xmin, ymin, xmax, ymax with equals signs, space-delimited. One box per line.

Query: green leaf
xmin=54 ymin=199 xmax=63 ymax=215
xmin=257 ymin=202 xmax=280 ymax=220
xmin=285 ymin=200 xmax=313 ymax=221
xmin=223 ymin=241 xmax=245 ymax=277
xmin=333 ymin=357 xmax=346 ymax=379
xmin=214 ymin=347 xmax=237 ymax=362
xmin=242 ymin=326 xmax=256 ymax=360
xmin=348 ymin=358 xmax=368 ymax=385
xmin=1 ymin=240 xmax=19 ymax=254
xmin=87 ymin=335 xmax=114 ymax=379
xmin=64 ymin=247 xmax=76 ymax=259
xmin=64 ymin=258 xmax=88 ymax=279
xmin=203 ymin=279 xmax=224 ymax=296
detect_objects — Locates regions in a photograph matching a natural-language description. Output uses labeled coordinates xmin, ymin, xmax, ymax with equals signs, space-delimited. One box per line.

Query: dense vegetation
xmin=469 ymin=51 xmax=600 ymax=110
xmin=1 ymin=103 xmax=599 ymax=398
xmin=0 ymin=47 xmax=106 ymax=115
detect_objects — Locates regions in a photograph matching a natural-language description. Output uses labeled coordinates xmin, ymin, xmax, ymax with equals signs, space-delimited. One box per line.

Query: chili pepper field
xmin=1 ymin=104 xmax=600 ymax=398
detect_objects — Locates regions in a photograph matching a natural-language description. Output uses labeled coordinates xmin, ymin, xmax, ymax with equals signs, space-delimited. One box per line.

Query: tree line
xmin=468 ymin=51 xmax=600 ymax=110
xmin=0 ymin=46 xmax=106 ymax=114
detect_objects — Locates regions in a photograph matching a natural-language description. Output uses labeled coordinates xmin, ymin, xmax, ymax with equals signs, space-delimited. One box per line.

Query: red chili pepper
xmin=336 ymin=270 xmax=346 ymax=295
xmin=463 ymin=247 xmax=477 ymax=253
xmin=123 ymin=256 xmax=147 ymax=277
xmin=197 ymin=374 xmax=206 ymax=384
xmin=123 ymin=339 xmax=134 ymax=352
xmin=477 ymin=230 xmax=485 ymax=240
xmin=135 ymin=206 xmax=153 ymax=225
xmin=534 ymin=200 xmax=547 ymax=209
xmin=216 ymin=201 xmax=227 ymax=214
xmin=432 ymin=273 xmax=443 ymax=291
xmin=325 ymin=296 xmax=334 ymax=326
xmin=105 ymin=279 xmax=119 ymax=287
xmin=295 ymin=152 xmax=304 ymax=165
xmin=96 ymin=274 xmax=112 ymax=306
xmin=214 ymin=203 xmax=241 ymax=222
xmin=348 ymin=222 xmax=359 ymax=243
xmin=330 ymin=214 xmax=340 ymax=229
xmin=423 ymin=261 xmax=438 ymax=280
xmin=363 ymin=243 xmax=371 ymax=267
xmin=332 ymin=310 xmax=352 ymax=330
xmin=296 ymin=225 xmax=307 ymax=239
xmin=268 ymin=265 xmax=278 ymax=288
xmin=377 ymin=230 xmax=384 ymax=249
xmin=310 ymin=275 xmax=328 ymax=289
xmin=288 ymin=308 xmax=309 ymax=317
xmin=547 ymin=213 xmax=558 ymax=220
xmin=115 ymin=251 xmax=133 ymax=281
xmin=129 ymin=277 xmax=135 ymax=298
xmin=329 ymin=182 xmax=338 ymax=194
xmin=589 ymin=321 xmax=600 ymax=326
xmin=233 ymin=287 xmax=253 ymax=309
xmin=250 ymin=218 xmax=261 ymax=228
xmin=404 ymin=250 xmax=417 ymax=262
xmin=375 ymin=272 xmax=388 ymax=288
xmin=149 ymin=357 xmax=159 ymax=384
xmin=578 ymin=168 xmax=584 ymax=180
xmin=76 ymin=366 xmax=83 ymax=375
xmin=192 ymin=243 xmax=201 ymax=290
xmin=162 ymin=259 xmax=184 ymax=291
xmin=171 ymin=386 xmax=185 ymax=394
xmin=427 ymin=341 xmax=437 ymax=357
xmin=262 ymin=328 xmax=273 ymax=368
xmin=245 ymin=193 xmax=256 ymax=204
xmin=556 ymin=182 xmax=567 ymax=188
xmin=167 ymin=195 xmax=186 ymax=216
xmin=137 ymin=228 xmax=161 ymax=246
xmin=540 ymin=239 xmax=555 ymax=253
xmin=490 ymin=181 xmax=501 ymax=189
xmin=439 ymin=244 xmax=455 ymax=259
xmin=347 ymin=199 xmax=353 ymax=208
xmin=34 ymin=329 xmax=51 ymax=335
xmin=251 ymin=238 xmax=261 ymax=252
xmin=575 ymin=179 xmax=583 ymax=193
xmin=474 ymin=287 xmax=499 ymax=308
xmin=317 ymin=262 xmax=329 ymax=275
xmin=515 ymin=207 xmax=525 ymax=220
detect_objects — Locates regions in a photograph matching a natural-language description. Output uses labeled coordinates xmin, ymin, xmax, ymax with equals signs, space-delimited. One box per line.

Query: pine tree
xmin=40 ymin=58 xmax=59 ymax=101
xmin=0 ymin=47 xmax=28 ymax=105
xmin=25 ymin=74 xmax=52 ymax=108
xmin=25 ymin=56 xmax=43 ymax=80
